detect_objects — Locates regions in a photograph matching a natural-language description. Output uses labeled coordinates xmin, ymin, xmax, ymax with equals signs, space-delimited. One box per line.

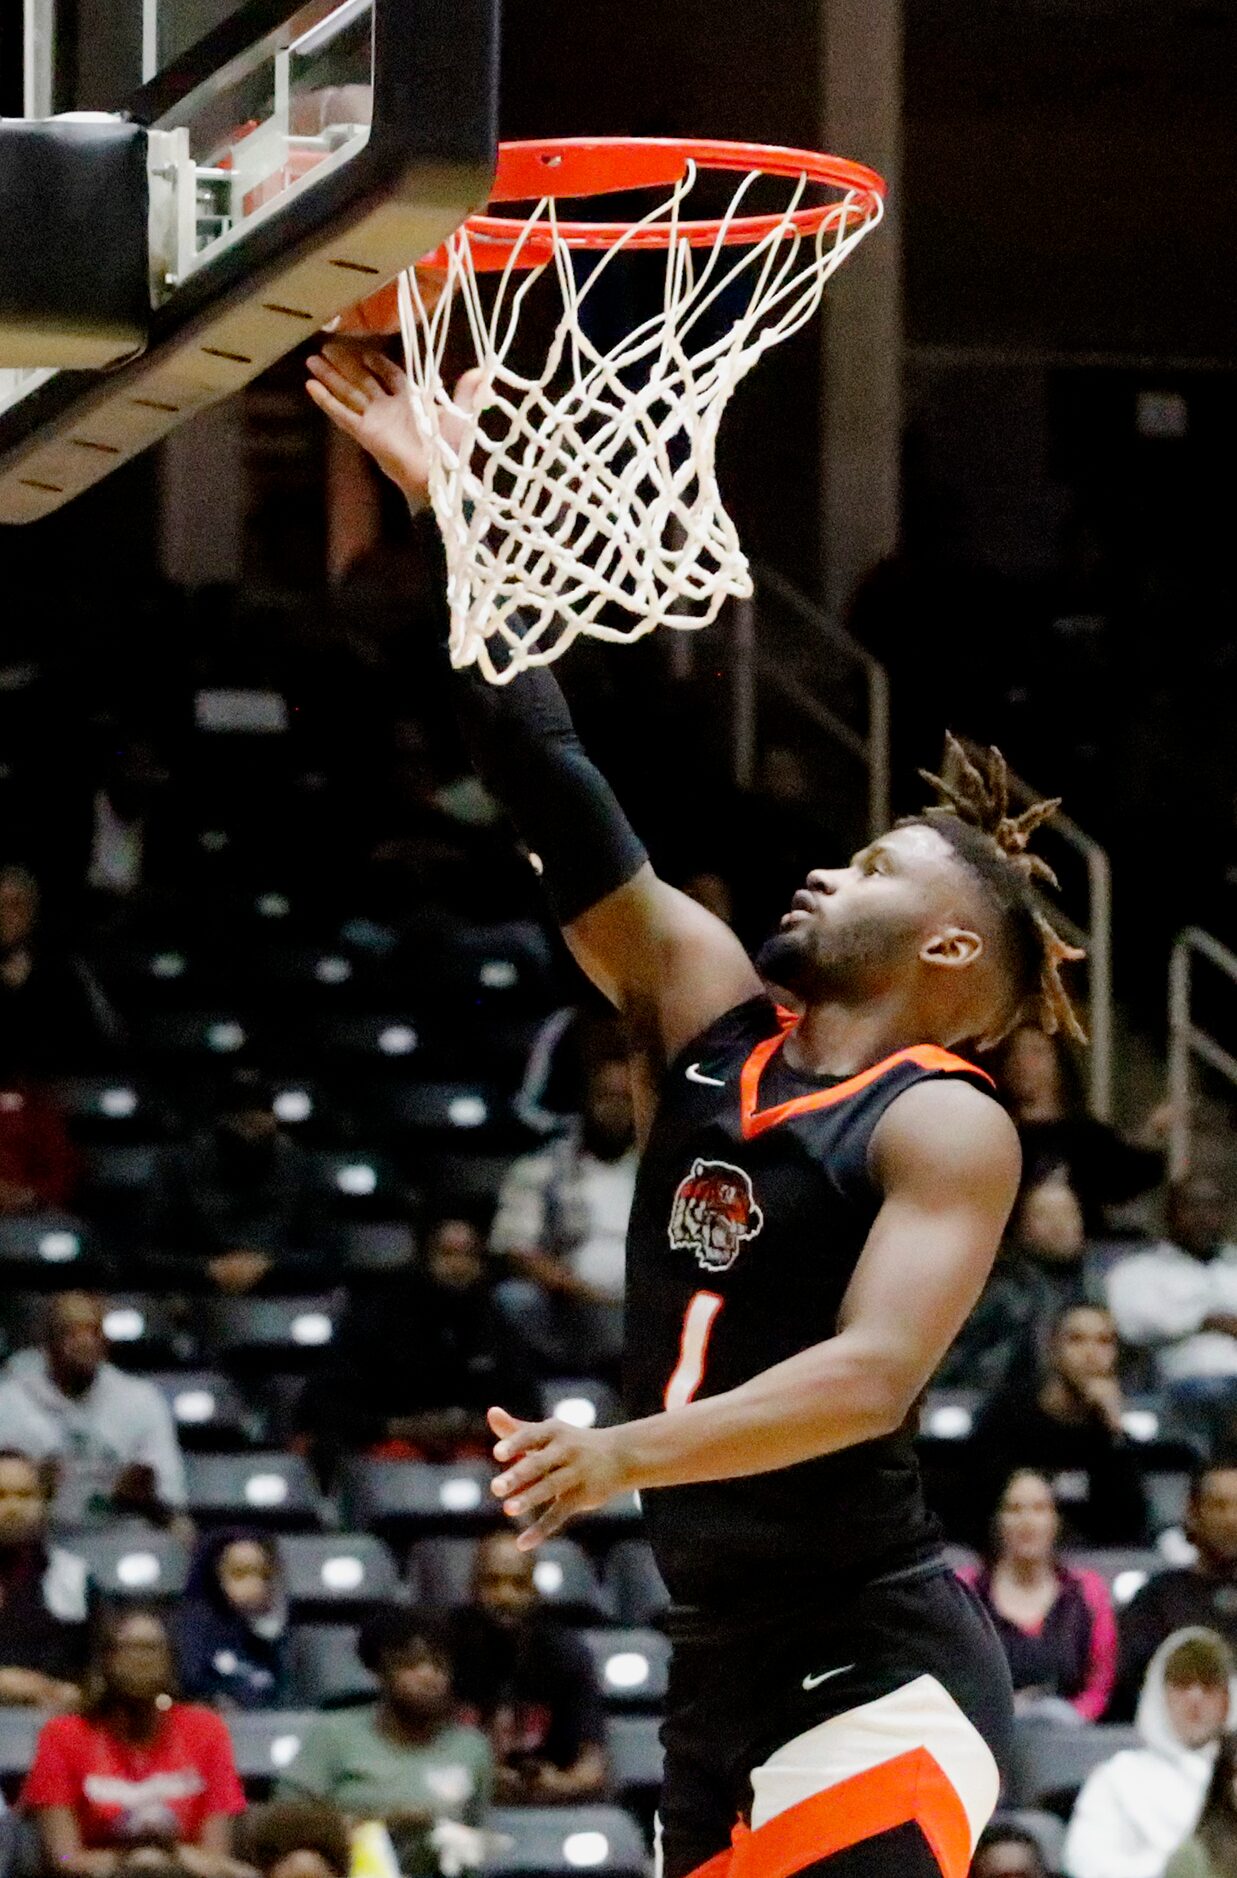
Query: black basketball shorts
xmin=655 ymin=1563 xmax=1014 ymax=1878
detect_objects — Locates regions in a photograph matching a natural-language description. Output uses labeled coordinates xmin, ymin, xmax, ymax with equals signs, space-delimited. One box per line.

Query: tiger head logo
xmin=668 ymin=1158 xmax=764 ymax=1273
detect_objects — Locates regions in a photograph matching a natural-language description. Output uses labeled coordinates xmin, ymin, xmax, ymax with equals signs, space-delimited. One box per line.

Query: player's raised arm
xmin=487 ymin=1078 xmax=1020 ymax=1543
xmin=305 ymin=342 xmax=760 ymax=1066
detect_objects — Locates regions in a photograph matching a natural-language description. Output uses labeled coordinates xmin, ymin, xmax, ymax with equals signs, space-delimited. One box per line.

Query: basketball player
xmin=305 ymin=338 xmax=1087 ymax=1878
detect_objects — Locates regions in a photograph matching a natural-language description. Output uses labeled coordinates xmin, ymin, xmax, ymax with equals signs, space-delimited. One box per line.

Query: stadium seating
xmin=145 ymin=1370 xmax=261 ymax=1448
xmin=604 ymin=1715 xmax=663 ymax=1812
xmin=226 ymin=1711 xmax=319 ymax=1787
xmin=277 ymin=1533 xmax=400 ymax=1621
xmin=579 ymin=1630 xmax=671 ymax=1713
xmin=202 ymin=1294 xmax=346 ymax=1369
xmin=71 ymin=1528 xmax=191 ymax=1603
xmin=342 ymin=1460 xmax=502 ymax=1543
xmin=1064 ymin=1548 xmax=1163 ymax=1608
xmin=538 ymin=1379 xmax=621 ymax=1430
xmin=1010 ymin=1721 xmax=1141 ymax=1815
xmin=184 ymin=1452 xmax=324 ymax=1529
xmin=286 ymin=1624 xmax=377 ymax=1709
xmin=484 ymin=1807 xmax=649 ymax=1878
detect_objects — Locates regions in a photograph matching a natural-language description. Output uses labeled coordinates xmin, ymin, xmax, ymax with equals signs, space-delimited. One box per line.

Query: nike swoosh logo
xmin=686 ymin=1064 xmax=726 ymax=1086
xmin=802 ymin=1664 xmax=855 ymax=1691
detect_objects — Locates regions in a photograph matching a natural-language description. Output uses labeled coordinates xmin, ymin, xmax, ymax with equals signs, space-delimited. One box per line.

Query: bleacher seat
xmin=338 ymin=1220 xmax=416 ymax=1274
xmin=483 ymin=1806 xmax=648 ymax=1878
xmin=342 ymin=1460 xmax=502 ymax=1542
xmin=99 ymin=1296 xmax=198 ymax=1370
xmin=136 ymin=1009 xmax=260 ymax=1062
xmin=407 ymin=1537 xmax=613 ymax=1624
xmin=0 ymin=1213 xmax=95 ymax=1278
xmin=277 ymin=1533 xmax=399 ymax=1620
xmin=185 ymin=1453 xmax=323 ymax=1529
xmin=604 ymin=1714 xmax=663 ymax=1810
xmin=52 ymin=1075 xmax=176 ymax=1142
xmin=539 ymin=1380 xmax=621 ymax=1431
xmin=1145 ymin=1471 xmax=1190 ymax=1535
xmin=0 ymin=1708 xmax=39 ymax=1779
xmin=1010 ymin=1721 xmax=1140 ymax=1814
xmin=602 ymin=1543 xmax=669 ymax=1629
xmin=918 ymin=1389 xmax=980 ymax=1444
xmin=72 ymin=1529 xmax=190 ymax=1603
xmin=988 ymin=1809 xmax=1066 ymax=1876
xmin=287 ymin=1624 xmax=377 ymax=1709
xmin=203 ymin=1293 xmax=345 ymax=1368
xmin=1064 ymin=1548 xmax=1163 ymax=1608
xmin=145 ymin=1371 xmax=260 ymax=1448
xmin=226 ymin=1710 xmax=318 ymax=1784
xmin=299 ymin=1013 xmax=425 ymax=1067
xmin=315 ymin=1150 xmax=403 ymax=1214
xmin=357 ymin=1080 xmax=516 ymax=1152
xmin=579 ymin=1629 xmax=670 ymax=1711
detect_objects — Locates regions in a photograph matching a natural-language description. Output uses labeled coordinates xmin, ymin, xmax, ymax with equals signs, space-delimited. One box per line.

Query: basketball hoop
xmin=397 ymin=137 xmax=886 ymax=684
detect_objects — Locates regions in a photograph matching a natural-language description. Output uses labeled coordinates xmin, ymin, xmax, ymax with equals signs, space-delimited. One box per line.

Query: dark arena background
xmin=0 ymin=2 xmax=1233 ymax=1875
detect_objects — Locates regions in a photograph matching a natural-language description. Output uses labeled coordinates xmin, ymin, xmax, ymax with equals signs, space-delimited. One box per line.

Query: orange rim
xmin=419 ymin=136 xmax=886 ymax=273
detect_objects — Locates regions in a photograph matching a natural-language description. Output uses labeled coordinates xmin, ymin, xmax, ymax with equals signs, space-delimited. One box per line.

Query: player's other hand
xmin=489 ymin=1405 xmax=630 ymax=1549
xmin=305 ymin=344 xmax=482 ymax=505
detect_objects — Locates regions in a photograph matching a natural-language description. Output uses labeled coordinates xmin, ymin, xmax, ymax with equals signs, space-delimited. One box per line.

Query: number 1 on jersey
xmin=664 ymin=1291 xmax=724 ymax=1410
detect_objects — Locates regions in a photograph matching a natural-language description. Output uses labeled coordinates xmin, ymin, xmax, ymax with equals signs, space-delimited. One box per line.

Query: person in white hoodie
xmin=1064 ymin=1628 xmax=1235 ymax=1878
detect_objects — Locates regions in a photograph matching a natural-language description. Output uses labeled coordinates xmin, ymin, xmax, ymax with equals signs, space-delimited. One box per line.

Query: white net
xmin=398 ymin=159 xmax=883 ymax=684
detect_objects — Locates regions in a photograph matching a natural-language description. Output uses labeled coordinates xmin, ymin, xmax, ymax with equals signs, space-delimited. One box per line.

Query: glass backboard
xmin=0 ymin=0 xmax=499 ymax=521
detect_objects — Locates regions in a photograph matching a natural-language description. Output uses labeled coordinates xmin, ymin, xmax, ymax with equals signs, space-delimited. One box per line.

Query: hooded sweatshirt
xmin=1063 ymin=1627 xmax=1233 ymax=1878
xmin=170 ymin=1529 xmax=289 ymax=1711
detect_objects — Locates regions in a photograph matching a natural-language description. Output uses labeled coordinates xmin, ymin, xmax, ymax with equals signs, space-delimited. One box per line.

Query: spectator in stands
xmin=970 ymin=1303 xmax=1149 ymax=1545
xmin=1167 ymin=1729 xmax=1237 ymax=1878
xmin=970 ymin=1824 xmax=1048 ymax=1878
xmin=959 ymin=1469 xmax=1116 ymax=1722
xmin=298 ymin=1215 xmax=536 ymax=1468
xmin=995 ymin=1024 xmax=1165 ymax=1233
xmin=171 ymin=1531 xmax=288 ymax=1712
xmin=1063 ymin=1628 xmax=1234 ymax=1878
xmin=939 ymin=1169 xmax=1096 ymax=1391
xmin=1116 ymin=1460 xmax=1237 ymax=1717
xmin=0 ymin=1045 xmax=77 ymax=1216
xmin=449 ymin=1532 xmax=607 ymax=1804
xmin=278 ymin=1609 xmax=492 ymax=1877
xmin=241 ymin=1799 xmax=350 ymax=1878
xmin=23 ymin=1606 xmax=247 ymax=1875
xmin=144 ymin=1069 xmax=331 ymax=1294
xmin=1107 ymin=1175 xmax=1237 ymax=1442
xmin=491 ymin=1047 xmax=637 ymax=1373
xmin=0 ymin=1292 xmax=188 ymax=1531
xmin=0 ymin=864 xmax=122 ymax=1073
xmin=0 ymin=1449 xmax=91 ymax=1707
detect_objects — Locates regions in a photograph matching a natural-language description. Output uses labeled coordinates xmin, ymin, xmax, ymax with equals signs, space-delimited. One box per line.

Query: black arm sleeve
xmin=453 ymin=658 xmax=649 ymax=926
xmin=415 ymin=511 xmax=648 ymax=924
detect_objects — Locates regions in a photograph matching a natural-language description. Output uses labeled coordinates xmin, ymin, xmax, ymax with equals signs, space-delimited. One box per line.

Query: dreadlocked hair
xmin=901 ymin=733 xmax=1087 ymax=1048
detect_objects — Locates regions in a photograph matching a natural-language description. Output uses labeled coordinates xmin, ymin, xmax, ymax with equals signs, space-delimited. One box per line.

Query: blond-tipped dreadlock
xmin=906 ymin=733 xmax=1087 ymax=1047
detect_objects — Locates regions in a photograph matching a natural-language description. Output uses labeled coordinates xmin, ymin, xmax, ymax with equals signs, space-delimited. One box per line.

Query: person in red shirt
xmin=0 ymin=1059 xmax=77 ymax=1216
xmin=22 ymin=1607 xmax=247 ymax=1877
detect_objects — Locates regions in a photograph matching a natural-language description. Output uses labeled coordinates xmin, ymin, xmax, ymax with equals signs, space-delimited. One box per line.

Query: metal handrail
xmin=955 ymin=737 xmax=1113 ymax=1122
xmin=732 ymin=564 xmax=890 ymax=835
xmin=1168 ymin=926 xmax=1237 ymax=1180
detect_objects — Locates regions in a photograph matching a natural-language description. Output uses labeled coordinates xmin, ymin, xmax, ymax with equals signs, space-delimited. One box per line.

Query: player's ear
xmin=919 ymin=926 xmax=984 ymax=972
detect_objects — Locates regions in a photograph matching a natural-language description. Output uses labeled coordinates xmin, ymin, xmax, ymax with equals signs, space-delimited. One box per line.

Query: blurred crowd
xmin=0 ymin=586 xmax=1235 ymax=1878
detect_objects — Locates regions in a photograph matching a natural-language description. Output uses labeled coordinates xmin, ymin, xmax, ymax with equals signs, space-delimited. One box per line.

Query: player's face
xmin=756 ymin=824 xmax=974 ymax=1004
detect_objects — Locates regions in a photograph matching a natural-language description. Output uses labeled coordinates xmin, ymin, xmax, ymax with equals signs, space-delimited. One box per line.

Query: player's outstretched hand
xmin=305 ymin=344 xmax=482 ymax=505
xmin=489 ymin=1405 xmax=630 ymax=1549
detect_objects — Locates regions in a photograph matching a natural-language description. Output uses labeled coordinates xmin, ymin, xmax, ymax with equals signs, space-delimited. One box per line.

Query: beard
xmin=755 ymin=909 xmax=915 ymax=1003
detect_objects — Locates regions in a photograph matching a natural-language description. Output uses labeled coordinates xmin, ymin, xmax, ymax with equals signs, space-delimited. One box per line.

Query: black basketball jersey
xmin=624 ymin=994 xmax=1000 ymax=1609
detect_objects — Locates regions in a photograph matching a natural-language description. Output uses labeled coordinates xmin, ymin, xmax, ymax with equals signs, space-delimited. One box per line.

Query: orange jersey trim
xmin=730 ymin=1747 xmax=973 ymax=1878
xmin=739 ymin=1034 xmax=995 ymax=1141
